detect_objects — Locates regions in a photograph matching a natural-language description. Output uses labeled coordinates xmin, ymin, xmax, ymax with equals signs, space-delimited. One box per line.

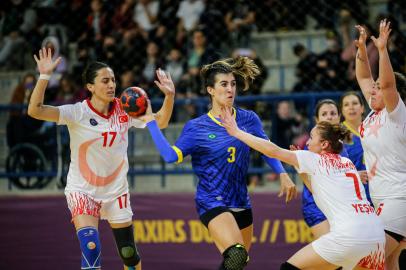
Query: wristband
xmin=39 ymin=74 xmax=51 ymax=80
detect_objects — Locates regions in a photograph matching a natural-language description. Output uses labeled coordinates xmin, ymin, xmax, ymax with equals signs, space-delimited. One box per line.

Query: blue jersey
xmin=343 ymin=121 xmax=372 ymax=205
xmin=342 ymin=121 xmax=366 ymax=171
xmin=173 ymin=108 xmax=268 ymax=216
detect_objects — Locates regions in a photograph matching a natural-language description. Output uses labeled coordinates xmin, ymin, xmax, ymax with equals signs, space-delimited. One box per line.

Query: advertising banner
xmin=0 ymin=193 xmax=311 ymax=269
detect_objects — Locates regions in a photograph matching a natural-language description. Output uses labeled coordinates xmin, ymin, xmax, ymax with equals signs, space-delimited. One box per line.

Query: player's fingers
xmin=278 ymin=188 xmax=283 ymax=198
xmin=154 ymin=80 xmax=163 ymax=89
xmin=287 ymin=188 xmax=294 ymax=203
xmin=53 ymin=57 xmax=62 ymax=68
xmin=47 ymin=47 xmax=52 ymax=59
xmin=167 ymin=71 xmax=172 ymax=81
xmin=34 ymin=54 xmax=39 ymax=63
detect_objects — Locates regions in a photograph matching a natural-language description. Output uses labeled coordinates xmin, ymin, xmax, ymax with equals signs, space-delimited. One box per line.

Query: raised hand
xmin=154 ymin=68 xmax=175 ymax=96
xmin=33 ymin=47 xmax=61 ymax=75
xmin=220 ymin=107 xmax=239 ymax=137
xmin=371 ymin=19 xmax=392 ymax=51
xmin=354 ymin=25 xmax=368 ymax=48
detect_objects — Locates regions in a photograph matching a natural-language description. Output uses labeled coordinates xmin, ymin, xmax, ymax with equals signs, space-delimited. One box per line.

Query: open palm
xmin=154 ymin=69 xmax=175 ymax=96
xmin=371 ymin=19 xmax=392 ymax=51
xmin=34 ymin=47 xmax=61 ymax=75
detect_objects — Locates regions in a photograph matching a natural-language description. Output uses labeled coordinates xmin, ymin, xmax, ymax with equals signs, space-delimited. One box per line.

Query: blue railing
xmin=0 ymin=92 xmax=343 ymax=189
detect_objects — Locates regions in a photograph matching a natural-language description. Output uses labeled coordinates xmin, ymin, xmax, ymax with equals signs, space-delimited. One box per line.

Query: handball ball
xmin=119 ymin=87 xmax=148 ymax=117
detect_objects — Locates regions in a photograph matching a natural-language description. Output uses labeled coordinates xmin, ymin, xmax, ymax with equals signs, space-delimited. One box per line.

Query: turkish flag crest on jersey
xmin=119 ymin=115 xmax=129 ymax=123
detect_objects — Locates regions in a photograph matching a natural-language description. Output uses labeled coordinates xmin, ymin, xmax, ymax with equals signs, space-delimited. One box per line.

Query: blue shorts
xmin=302 ymin=186 xmax=327 ymax=227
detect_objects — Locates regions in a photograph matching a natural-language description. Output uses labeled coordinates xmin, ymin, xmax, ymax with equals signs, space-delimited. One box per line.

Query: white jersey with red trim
xmin=296 ymin=151 xmax=384 ymax=244
xmin=57 ymin=98 xmax=145 ymax=202
xmin=360 ymin=98 xmax=406 ymax=200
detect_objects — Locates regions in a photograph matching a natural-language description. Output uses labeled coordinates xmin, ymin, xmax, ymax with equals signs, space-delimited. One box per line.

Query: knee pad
xmin=112 ymin=225 xmax=140 ymax=267
xmin=280 ymin=262 xmax=300 ymax=270
xmin=77 ymin=226 xmax=101 ymax=269
xmin=221 ymin=244 xmax=248 ymax=270
xmin=399 ymin=249 xmax=406 ymax=269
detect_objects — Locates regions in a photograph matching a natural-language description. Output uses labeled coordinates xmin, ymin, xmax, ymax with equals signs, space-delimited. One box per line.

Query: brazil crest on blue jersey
xmin=173 ymin=108 xmax=267 ymax=216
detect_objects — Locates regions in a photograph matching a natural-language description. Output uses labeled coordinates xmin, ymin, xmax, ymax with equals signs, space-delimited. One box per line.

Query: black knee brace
xmin=112 ymin=225 xmax=140 ymax=267
xmin=219 ymin=244 xmax=248 ymax=270
xmin=280 ymin=262 xmax=300 ymax=270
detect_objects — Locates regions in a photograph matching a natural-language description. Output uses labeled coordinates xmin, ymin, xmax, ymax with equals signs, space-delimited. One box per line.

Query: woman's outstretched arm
xmin=220 ymin=107 xmax=299 ymax=168
xmin=355 ymin=25 xmax=374 ymax=103
xmin=371 ymin=19 xmax=399 ymax=112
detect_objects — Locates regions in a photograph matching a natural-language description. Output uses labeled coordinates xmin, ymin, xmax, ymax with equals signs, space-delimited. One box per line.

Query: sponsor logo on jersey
xmin=208 ymin=133 xmax=216 ymax=139
xmin=89 ymin=118 xmax=98 ymax=126
xmin=119 ymin=115 xmax=129 ymax=123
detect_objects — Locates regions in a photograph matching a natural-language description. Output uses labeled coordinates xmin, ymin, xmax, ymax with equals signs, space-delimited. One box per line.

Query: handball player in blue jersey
xmin=143 ymin=56 xmax=297 ymax=270
xmin=340 ymin=91 xmax=372 ymax=204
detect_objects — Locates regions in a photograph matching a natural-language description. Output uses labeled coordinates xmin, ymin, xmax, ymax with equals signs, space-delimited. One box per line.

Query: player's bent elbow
xmin=27 ymin=107 xmax=40 ymax=120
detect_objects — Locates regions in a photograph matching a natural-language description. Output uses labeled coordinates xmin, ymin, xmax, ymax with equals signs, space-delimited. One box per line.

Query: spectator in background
xmin=81 ymin=0 xmax=110 ymax=47
xmin=176 ymin=0 xmax=205 ymax=50
xmin=339 ymin=0 xmax=369 ymax=26
xmin=340 ymin=12 xmax=379 ymax=88
xmin=255 ymin=0 xmax=280 ymax=31
xmin=382 ymin=15 xmax=406 ymax=73
xmin=6 ymin=73 xmax=55 ymax=162
xmin=183 ymin=28 xmax=219 ymax=97
xmin=388 ymin=0 xmax=406 ymax=24
xmin=54 ymin=74 xmax=87 ymax=105
xmin=155 ymin=0 xmax=180 ymax=54
xmin=0 ymin=0 xmax=28 ymax=70
xmin=225 ymin=0 xmax=256 ymax=49
xmin=163 ymin=47 xmax=188 ymax=122
xmin=133 ymin=0 xmax=160 ymax=40
xmin=99 ymin=35 xmax=120 ymax=72
xmin=117 ymin=26 xmax=147 ymax=76
xmin=38 ymin=1 xmax=68 ymax=54
xmin=292 ymin=43 xmax=319 ymax=93
xmin=198 ymin=0 xmax=228 ymax=50
xmin=317 ymin=31 xmax=349 ymax=91
xmin=272 ymin=101 xmax=305 ymax=150
xmin=139 ymin=41 xmax=164 ymax=98
xmin=63 ymin=0 xmax=89 ymax=43
xmin=164 ymin=48 xmax=186 ymax=86
xmin=71 ymin=40 xmax=93 ymax=85
xmin=112 ymin=0 xmax=136 ymax=35
xmin=307 ymin=0 xmax=336 ymax=29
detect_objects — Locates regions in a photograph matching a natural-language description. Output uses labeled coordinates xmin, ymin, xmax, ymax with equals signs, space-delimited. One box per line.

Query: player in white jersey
xmin=27 ymin=48 xmax=175 ymax=270
xmin=355 ymin=19 xmax=406 ymax=269
xmin=221 ymin=110 xmax=385 ymax=269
